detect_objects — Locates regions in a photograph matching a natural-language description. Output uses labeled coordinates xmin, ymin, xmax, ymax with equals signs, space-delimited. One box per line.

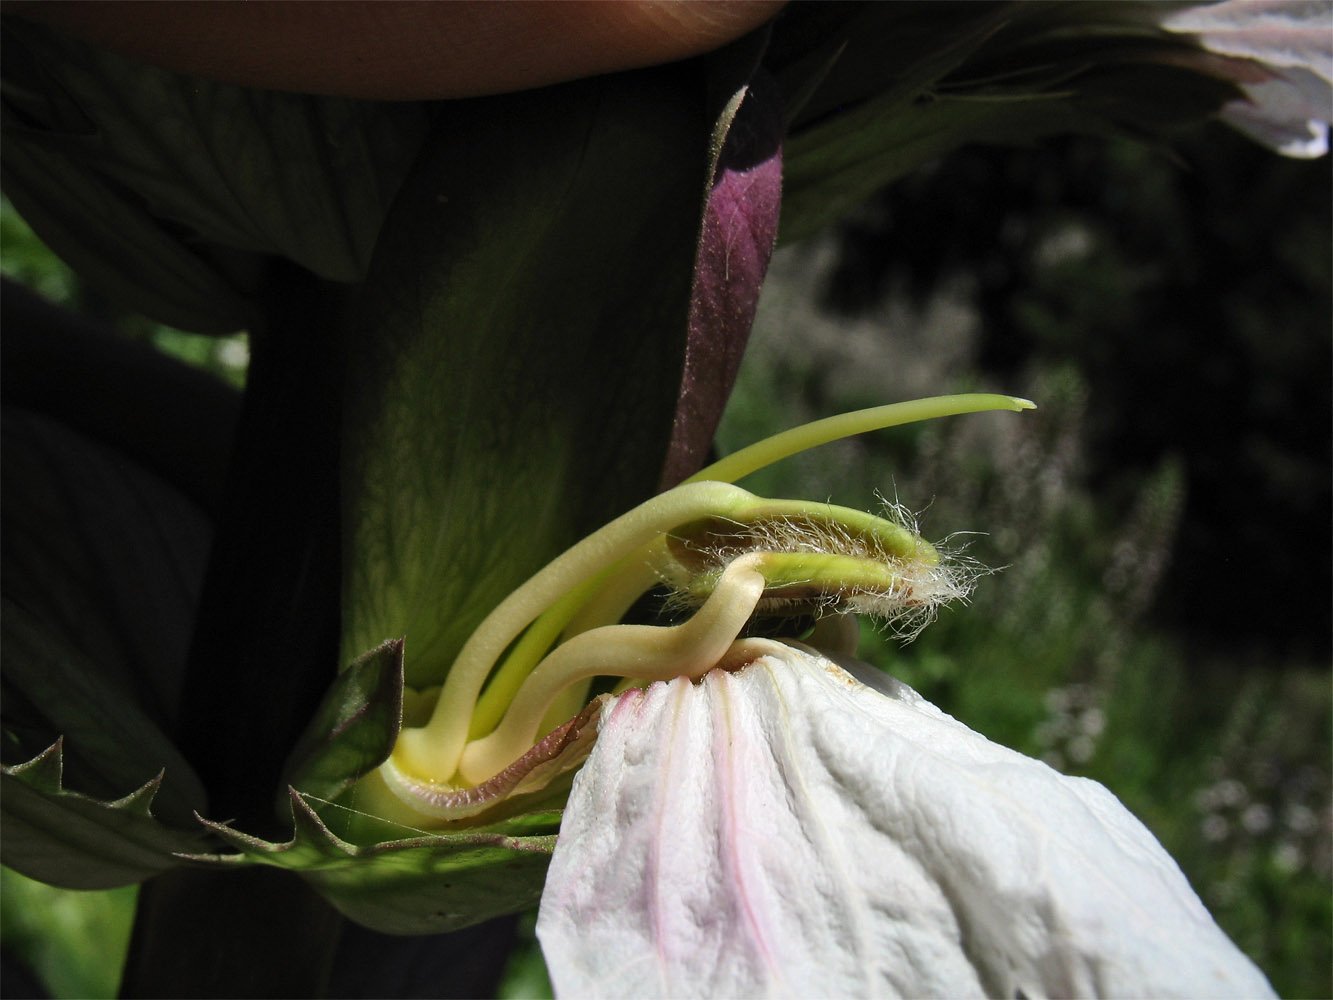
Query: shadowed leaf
xmin=1 ymin=15 xmax=429 ymax=331
xmin=1 ymin=404 xmax=211 ymax=820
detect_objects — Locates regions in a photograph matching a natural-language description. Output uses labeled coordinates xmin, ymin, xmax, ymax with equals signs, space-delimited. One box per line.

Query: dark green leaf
xmin=783 ymin=94 xmax=1085 ymax=245
xmin=1 ymin=406 xmax=211 ymax=820
xmin=1 ymin=278 xmax=241 ymax=519
xmin=1 ymin=740 xmax=213 ymax=889
xmin=772 ymin=2 xmax=1242 ymax=243
xmin=1 ymin=145 xmax=258 ymax=333
xmin=2 ymin=599 xmax=207 ymax=825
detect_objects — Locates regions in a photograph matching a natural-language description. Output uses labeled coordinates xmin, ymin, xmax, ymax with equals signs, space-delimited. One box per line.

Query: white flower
xmin=537 ymin=642 xmax=1275 ymax=999
xmin=1163 ymin=0 xmax=1333 ymax=157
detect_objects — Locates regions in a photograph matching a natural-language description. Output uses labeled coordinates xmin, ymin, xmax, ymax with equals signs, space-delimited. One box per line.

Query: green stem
xmin=121 ymin=860 xmax=343 ymax=998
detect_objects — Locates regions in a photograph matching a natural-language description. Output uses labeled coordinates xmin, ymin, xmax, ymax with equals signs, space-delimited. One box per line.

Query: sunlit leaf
xmin=339 ymin=69 xmax=709 ymax=688
xmin=197 ymin=790 xmax=560 ymax=936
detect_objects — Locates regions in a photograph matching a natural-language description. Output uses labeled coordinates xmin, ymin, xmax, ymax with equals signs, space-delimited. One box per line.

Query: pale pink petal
xmin=1162 ymin=0 xmax=1333 ymax=80
xmin=536 ymin=644 xmax=1275 ymax=999
xmin=1222 ymin=66 xmax=1332 ymax=155
xmin=1162 ymin=0 xmax=1333 ymax=156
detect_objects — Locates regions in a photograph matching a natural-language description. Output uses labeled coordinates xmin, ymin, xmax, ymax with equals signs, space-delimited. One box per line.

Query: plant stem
xmin=120 ymin=868 xmax=343 ymax=999
xmin=174 ymin=262 xmax=347 ymax=834
xmin=125 ymin=264 xmax=348 ymax=996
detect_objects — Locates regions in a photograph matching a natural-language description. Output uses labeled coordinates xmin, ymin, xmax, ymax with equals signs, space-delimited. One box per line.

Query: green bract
xmin=1 ymin=740 xmax=208 ymax=890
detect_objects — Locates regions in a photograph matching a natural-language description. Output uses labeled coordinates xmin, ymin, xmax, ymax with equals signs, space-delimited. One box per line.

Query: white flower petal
xmin=1162 ymin=0 xmax=1333 ymax=82
xmin=1162 ymin=0 xmax=1332 ymax=156
xmin=1224 ymin=68 xmax=1332 ymax=156
xmin=536 ymin=644 xmax=1275 ymax=999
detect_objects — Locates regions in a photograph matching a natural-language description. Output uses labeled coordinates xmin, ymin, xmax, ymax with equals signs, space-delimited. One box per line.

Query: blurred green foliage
xmin=0 ymin=868 xmax=136 ymax=999
xmin=819 ymin=131 xmax=1333 ymax=660
xmin=1 ymin=195 xmax=76 ymax=305
xmin=497 ymin=913 xmax=555 ymax=1000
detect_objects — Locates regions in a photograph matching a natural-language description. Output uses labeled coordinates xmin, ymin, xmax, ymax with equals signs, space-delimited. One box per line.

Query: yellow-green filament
xmin=561 ymin=545 xmax=669 ymax=639
xmin=466 ymin=584 xmax=592 ymax=740
xmin=456 ymin=555 xmax=768 ymax=785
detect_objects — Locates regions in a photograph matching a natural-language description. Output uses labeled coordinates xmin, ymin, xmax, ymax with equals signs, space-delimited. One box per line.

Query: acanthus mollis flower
xmin=360 ymin=393 xmax=1274 ymax=998
xmin=2 ymin=7 xmax=1317 ymax=991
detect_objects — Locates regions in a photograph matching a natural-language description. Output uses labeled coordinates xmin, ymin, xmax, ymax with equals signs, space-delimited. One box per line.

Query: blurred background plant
xmin=3 ymin=62 xmax=1328 ymax=1000
xmin=1 ymin=195 xmax=250 ymax=391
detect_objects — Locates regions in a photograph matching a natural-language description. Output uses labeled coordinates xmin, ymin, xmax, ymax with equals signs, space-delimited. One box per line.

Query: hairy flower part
xmin=660 ymin=500 xmax=984 ymax=641
xmin=1163 ymin=0 xmax=1333 ymax=156
xmin=536 ymin=643 xmax=1277 ymax=999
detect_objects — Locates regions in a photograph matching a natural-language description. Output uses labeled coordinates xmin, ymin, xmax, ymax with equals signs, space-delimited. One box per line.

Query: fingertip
xmin=8 ymin=0 xmax=788 ymax=99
